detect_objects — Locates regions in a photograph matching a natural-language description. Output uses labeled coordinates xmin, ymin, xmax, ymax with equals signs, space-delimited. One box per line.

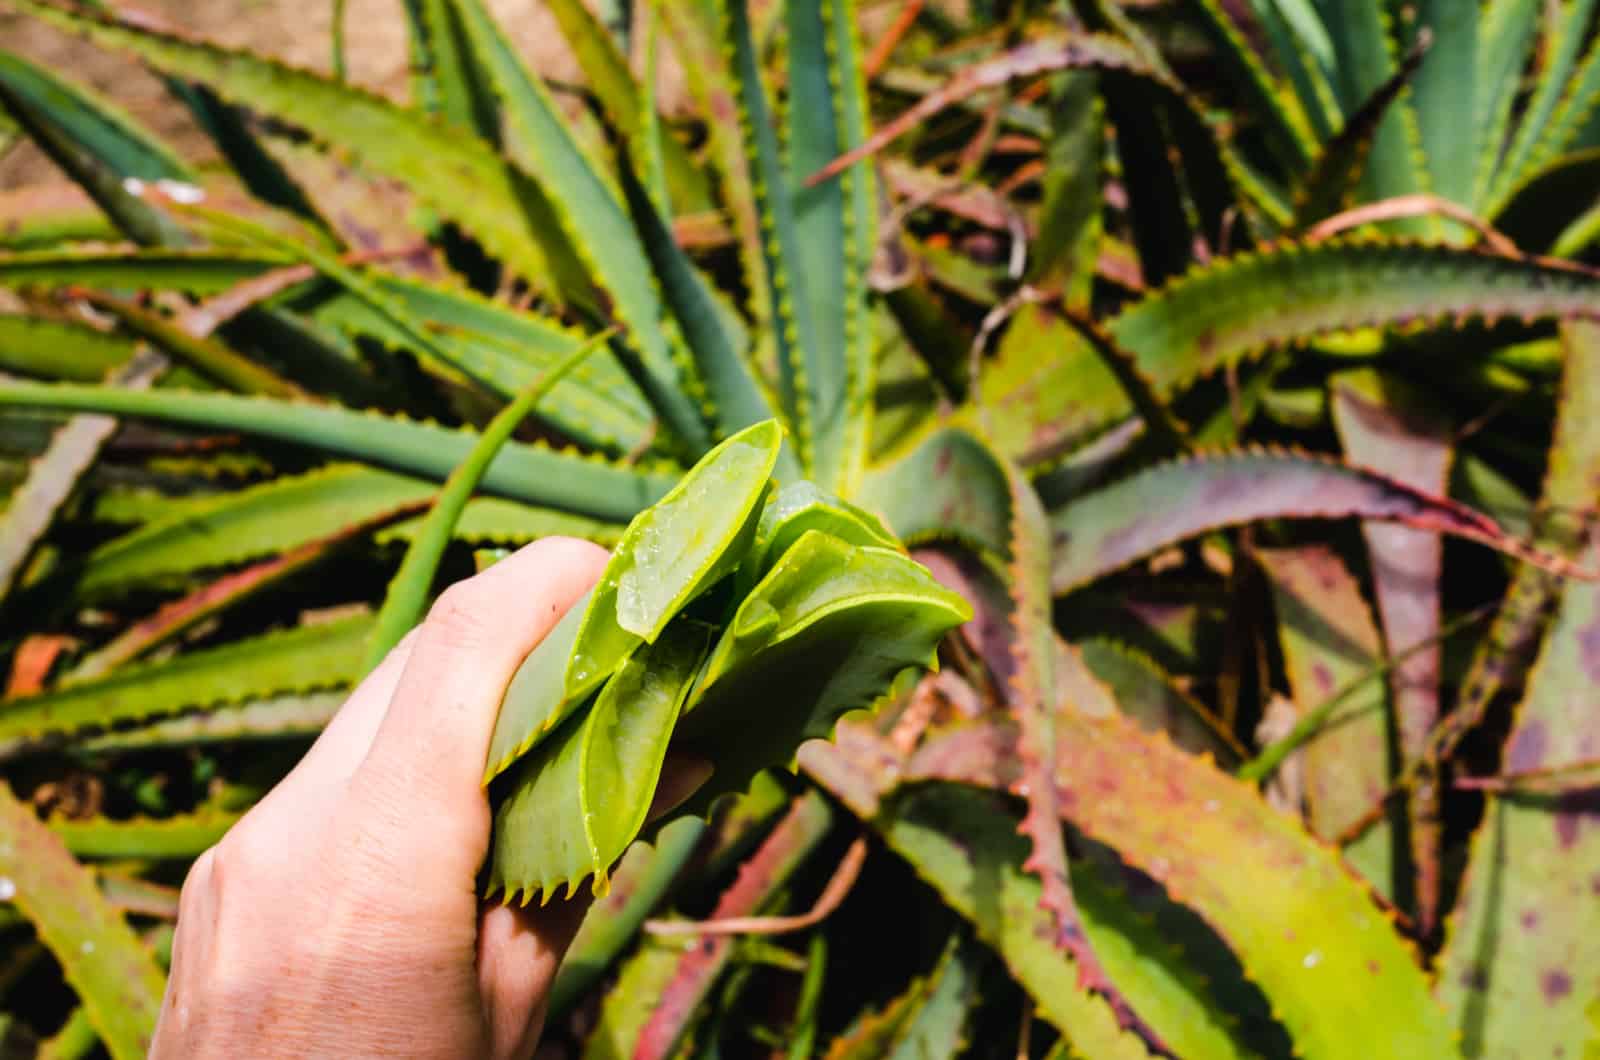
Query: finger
xmin=353 ymin=537 xmax=608 ymax=835
xmin=477 ymin=895 xmax=591 ymax=1060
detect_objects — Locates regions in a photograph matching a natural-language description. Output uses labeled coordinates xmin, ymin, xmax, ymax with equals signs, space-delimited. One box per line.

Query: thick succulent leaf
xmin=51 ymin=807 xmax=240 ymax=860
xmin=1494 ymin=148 xmax=1600 ymax=252
xmin=366 ymin=336 xmax=607 ymax=667
xmin=1295 ymin=35 xmax=1429 ymax=227
xmin=1048 ymin=447 xmax=1574 ymax=595
xmin=1409 ymin=0 xmax=1477 ymax=205
xmin=1311 ymin=0 xmax=1427 ymax=220
xmin=0 ymin=49 xmax=187 ymax=182
xmin=615 ymin=129 xmax=786 ymax=461
xmin=77 ymin=464 xmax=598 ymax=594
xmin=1485 ymin=0 xmax=1600 ymax=211
xmin=1472 ymin=0 xmax=1541 ymax=207
xmin=1187 ymin=0 xmax=1316 ymax=170
xmin=10 ymin=0 xmax=555 ymax=284
xmin=0 ymin=48 xmax=188 ymax=247
xmin=0 ymin=615 xmax=370 ymax=749
xmin=906 ymin=712 xmax=1458 ymax=1059
xmin=74 ymin=507 xmax=404 ymax=682
xmin=483 ymin=420 xmax=780 ymax=781
xmin=396 ymin=0 xmax=497 ymax=136
xmin=744 ymin=479 xmax=900 ymax=583
xmin=872 ymin=781 xmax=1260 ymax=1058
xmin=543 ymin=0 xmax=709 ymax=215
xmin=657 ymin=0 xmax=770 ymax=332
xmin=968 ymin=304 xmax=1128 ymax=465
xmin=1257 ymin=546 xmax=1397 ymax=898
xmin=1109 ymin=240 xmax=1600 ymax=404
xmin=715 ymin=0 xmax=824 ymax=477
xmin=823 ymin=934 xmax=983 ymax=1060
xmin=446 ymin=0 xmax=711 ymax=454
xmin=1077 ymin=640 xmax=1240 ymax=765
xmin=0 ymin=314 xmax=139 ymax=383
xmin=1332 ymin=372 xmax=1452 ymax=921
xmin=858 ymin=427 xmax=1013 ymax=566
xmin=0 ymin=247 xmax=285 ymax=292
xmin=0 ymin=349 xmax=164 ymax=600
xmin=672 ymin=531 xmax=970 ymax=811
xmin=548 ymin=816 xmax=706 ymax=1021
xmin=580 ymin=934 xmax=694 ymax=1060
xmin=631 ymin=792 xmax=835 ymax=1060
xmin=1438 ymin=531 xmax=1600 ymax=1056
xmin=488 ymin=620 xmax=708 ymax=904
xmin=77 ymin=692 xmax=343 ymax=753
xmin=782 ymin=0 xmax=875 ymax=491
xmin=84 ymin=291 xmax=301 ymax=398
xmin=0 ymin=383 xmax=674 ymax=522
xmin=1437 ymin=324 xmax=1600 ymax=1056
xmin=0 ymin=782 xmax=165 ymax=1060
xmin=305 ymin=275 xmax=653 ymax=455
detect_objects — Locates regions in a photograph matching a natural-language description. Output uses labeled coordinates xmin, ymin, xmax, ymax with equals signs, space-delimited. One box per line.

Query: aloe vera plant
xmin=4 ymin=0 xmax=1600 ymax=1055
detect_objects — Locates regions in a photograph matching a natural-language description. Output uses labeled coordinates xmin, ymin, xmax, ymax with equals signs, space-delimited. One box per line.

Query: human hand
xmin=153 ymin=537 xmax=636 ymax=1058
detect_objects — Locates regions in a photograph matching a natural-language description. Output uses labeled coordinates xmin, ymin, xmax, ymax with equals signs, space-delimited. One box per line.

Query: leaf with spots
xmin=1257 ymin=545 xmax=1397 ymax=899
xmin=904 ymin=711 xmax=1458 ymax=1059
xmin=1049 ymin=447 xmax=1578 ymax=596
xmin=0 ymin=782 xmax=165 ymax=1060
xmin=1332 ymin=370 xmax=1454 ymax=929
xmin=1438 ymin=323 xmax=1600 ymax=1057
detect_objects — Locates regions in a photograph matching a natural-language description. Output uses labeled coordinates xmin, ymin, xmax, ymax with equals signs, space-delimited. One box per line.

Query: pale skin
xmin=152 ymin=537 xmax=705 ymax=1058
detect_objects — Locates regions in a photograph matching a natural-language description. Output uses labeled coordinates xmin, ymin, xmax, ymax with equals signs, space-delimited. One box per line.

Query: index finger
xmin=352 ymin=536 xmax=608 ymax=841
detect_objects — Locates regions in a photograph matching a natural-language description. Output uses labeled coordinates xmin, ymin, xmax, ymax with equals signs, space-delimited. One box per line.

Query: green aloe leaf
xmin=0 ymin=614 xmax=370 ymax=749
xmin=1437 ymin=321 xmax=1600 ymax=1057
xmin=1485 ymin=0 xmax=1600 ymax=211
xmin=823 ymin=934 xmax=983 ymax=1060
xmin=483 ymin=419 xmax=782 ymax=781
xmin=548 ymin=815 xmax=706 ymax=1020
xmin=543 ymin=0 xmax=710 ymax=214
xmin=10 ymin=0 xmax=554 ymax=285
xmin=0 ymin=782 xmax=165 ymax=1060
xmin=1471 ymin=0 xmax=1540 ymax=208
xmin=858 ymin=427 xmax=1014 ymax=567
xmin=907 ymin=710 xmax=1458 ymax=1058
xmin=0 ymin=49 xmax=187 ymax=181
xmin=0 ymin=247 xmax=286 ymax=293
xmin=51 ymin=807 xmax=241 ymax=860
xmin=1187 ymin=0 xmax=1317 ymax=170
xmin=76 ymin=692 xmax=343 ymax=753
xmin=303 ymin=274 xmax=654 ymax=455
xmin=0 ymin=48 xmax=189 ymax=246
xmin=672 ymin=530 xmax=970 ymax=811
xmin=1295 ymin=34 xmax=1429 ymax=227
xmin=871 ymin=781 xmax=1257 ymax=1058
xmin=1310 ymin=0 xmax=1427 ymax=224
xmin=0 ymin=383 xmax=674 ymax=522
xmin=366 ymin=333 xmax=610 ymax=668
xmin=1111 ymin=240 xmax=1600 ymax=406
xmin=1409 ymin=0 xmax=1477 ymax=205
xmin=446 ymin=0 xmax=712 ymax=454
xmin=744 ymin=479 xmax=900 ymax=583
xmin=488 ymin=618 xmax=710 ymax=904
xmin=1049 ymin=447 xmax=1568 ymax=595
xmin=614 ymin=124 xmax=787 ymax=462
xmin=77 ymin=463 xmax=605 ymax=595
